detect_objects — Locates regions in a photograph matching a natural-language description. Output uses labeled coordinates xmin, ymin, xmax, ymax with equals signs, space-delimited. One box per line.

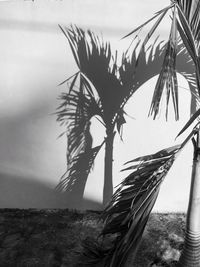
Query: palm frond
xmin=81 ymin=240 xmax=107 ymax=266
xmin=123 ymin=144 xmax=180 ymax=166
xmin=176 ymin=4 xmax=197 ymax=63
xmin=175 ymin=1 xmax=200 ymax=96
xmin=100 ymin=146 xmax=180 ymax=266
xmin=82 ymin=125 xmax=197 ymax=266
xmin=176 ymin=42 xmax=199 ymax=113
xmin=176 ymin=108 xmax=200 ymax=138
xmin=168 ymin=0 xmax=200 ymax=110
xmin=123 ymin=0 xmax=200 ymax=120
xmin=122 ymin=3 xmax=174 ymax=39
xmin=149 ymin=5 xmax=179 ymax=120
xmin=81 ymin=145 xmax=180 ymax=267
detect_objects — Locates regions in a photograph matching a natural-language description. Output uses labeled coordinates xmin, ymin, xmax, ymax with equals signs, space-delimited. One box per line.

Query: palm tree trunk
xmin=178 ymin=131 xmax=200 ymax=267
xmin=103 ymin=129 xmax=116 ymax=207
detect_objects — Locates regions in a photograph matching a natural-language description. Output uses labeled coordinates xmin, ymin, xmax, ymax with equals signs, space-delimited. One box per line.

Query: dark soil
xmin=0 ymin=209 xmax=185 ymax=267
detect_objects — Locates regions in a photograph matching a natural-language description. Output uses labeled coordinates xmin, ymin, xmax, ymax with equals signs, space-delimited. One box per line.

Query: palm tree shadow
xmin=0 ymin=171 xmax=102 ymax=210
xmin=60 ymin=123 xmax=95 ymax=209
xmin=57 ymin=25 xmax=196 ymax=209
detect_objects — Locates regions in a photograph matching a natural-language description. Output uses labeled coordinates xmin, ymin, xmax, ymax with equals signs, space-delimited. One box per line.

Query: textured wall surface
xmin=0 ymin=0 xmax=193 ymax=211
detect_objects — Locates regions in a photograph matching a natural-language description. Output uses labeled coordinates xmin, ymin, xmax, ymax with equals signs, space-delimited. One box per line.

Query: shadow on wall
xmin=0 ymin=171 xmax=102 ymax=210
xmin=0 ymin=97 xmax=102 ymax=210
xmin=56 ymin=26 xmax=196 ymax=210
xmin=0 ymin=29 xmax=196 ymax=211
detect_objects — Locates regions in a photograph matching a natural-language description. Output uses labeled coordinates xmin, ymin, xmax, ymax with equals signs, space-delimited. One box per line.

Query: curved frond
xmin=149 ymin=5 xmax=179 ymax=120
xmin=81 ymin=127 xmax=196 ymax=266
xmin=123 ymin=0 xmax=200 ymax=120
xmin=81 ymin=145 xmax=180 ymax=267
xmin=123 ymin=4 xmax=174 ymax=39
xmin=149 ymin=0 xmax=200 ymax=119
xmin=176 ymin=109 xmax=200 ymax=137
xmin=80 ymin=145 xmax=180 ymax=266
xmin=123 ymin=144 xmax=180 ymax=166
xmin=99 ymin=145 xmax=180 ymax=267
xmin=175 ymin=0 xmax=200 ymax=95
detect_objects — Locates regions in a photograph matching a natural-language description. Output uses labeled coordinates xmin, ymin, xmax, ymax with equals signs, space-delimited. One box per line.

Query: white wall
xmin=0 ymin=0 xmax=193 ymax=211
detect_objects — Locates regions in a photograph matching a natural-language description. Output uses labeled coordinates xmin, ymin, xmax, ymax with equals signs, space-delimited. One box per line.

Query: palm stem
xmin=178 ymin=130 xmax=200 ymax=266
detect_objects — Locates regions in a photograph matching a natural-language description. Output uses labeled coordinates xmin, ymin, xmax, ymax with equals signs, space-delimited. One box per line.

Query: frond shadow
xmin=56 ymin=25 xmax=196 ymax=210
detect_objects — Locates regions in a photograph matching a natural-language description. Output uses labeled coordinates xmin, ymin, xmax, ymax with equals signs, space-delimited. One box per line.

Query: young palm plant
xmin=127 ymin=1 xmax=200 ymax=266
xmin=56 ymin=25 xmax=176 ymax=207
xmin=82 ymin=0 xmax=200 ymax=266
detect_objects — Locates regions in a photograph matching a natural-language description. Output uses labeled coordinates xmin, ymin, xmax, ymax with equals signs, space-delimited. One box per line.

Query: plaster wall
xmin=0 ymin=0 xmax=192 ymax=211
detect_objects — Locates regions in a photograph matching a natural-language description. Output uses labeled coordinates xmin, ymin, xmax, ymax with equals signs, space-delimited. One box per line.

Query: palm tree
xmin=81 ymin=0 xmax=200 ymax=266
xmin=56 ymin=25 xmax=181 ymax=207
xmin=127 ymin=1 xmax=200 ymax=265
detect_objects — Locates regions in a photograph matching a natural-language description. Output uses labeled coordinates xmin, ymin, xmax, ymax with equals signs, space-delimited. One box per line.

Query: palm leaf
xmin=80 ymin=237 xmax=110 ymax=266
xmin=175 ymin=41 xmax=199 ymax=115
xmin=176 ymin=1 xmax=200 ymax=96
xmin=80 ymin=146 xmax=179 ymax=267
xmin=83 ymin=145 xmax=180 ymax=267
xmin=176 ymin=108 xmax=200 ymax=138
xmin=176 ymin=5 xmax=197 ymax=63
xmin=123 ymin=144 xmax=180 ymax=167
xmin=141 ymin=10 xmax=167 ymax=50
xmin=123 ymin=0 xmax=200 ymax=121
xmin=149 ymin=5 xmax=179 ymax=120
xmin=82 ymin=126 xmax=196 ymax=266
xmin=122 ymin=3 xmax=174 ymax=39
xmin=169 ymin=0 xmax=200 ymax=111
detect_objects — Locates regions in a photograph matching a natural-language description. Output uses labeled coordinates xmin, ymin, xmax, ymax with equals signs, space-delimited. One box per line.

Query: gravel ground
xmin=0 ymin=209 xmax=185 ymax=267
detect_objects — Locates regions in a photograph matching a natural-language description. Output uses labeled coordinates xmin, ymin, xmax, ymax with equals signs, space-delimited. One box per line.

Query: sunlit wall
xmin=0 ymin=0 xmax=193 ymax=211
